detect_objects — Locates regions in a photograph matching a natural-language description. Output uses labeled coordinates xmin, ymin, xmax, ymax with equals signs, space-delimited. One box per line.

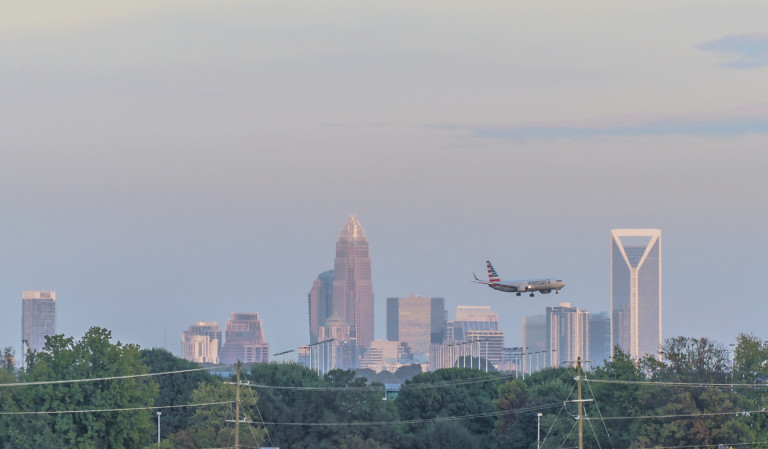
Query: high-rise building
xmin=332 ymin=215 xmax=375 ymax=349
xmin=181 ymin=322 xmax=222 ymax=364
xmin=589 ymin=311 xmax=611 ymax=368
xmin=522 ymin=315 xmax=546 ymax=373
xmin=611 ymin=229 xmax=662 ymax=359
xmin=359 ymin=339 xmax=411 ymax=372
xmin=220 ymin=313 xmax=270 ymax=365
xmin=308 ymin=270 xmax=334 ymax=344
xmin=430 ymin=306 xmax=504 ymax=371
xmin=22 ymin=290 xmax=56 ymax=355
xmin=387 ymin=295 xmax=446 ymax=362
xmin=546 ymin=303 xmax=589 ymax=370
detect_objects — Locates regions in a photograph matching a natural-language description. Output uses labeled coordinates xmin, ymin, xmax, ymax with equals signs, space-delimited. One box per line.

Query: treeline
xmin=2 ymin=329 xmax=768 ymax=449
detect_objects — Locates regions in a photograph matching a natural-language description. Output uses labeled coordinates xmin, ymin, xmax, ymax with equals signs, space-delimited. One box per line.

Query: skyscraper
xmin=387 ymin=295 xmax=446 ymax=362
xmin=522 ymin=314 xmax=545 ymax=373
xmin=546 ymin=303 xmax=589 ymax=370
xmin=22 ymin=290 xmax=56 ymax=355
xmin=308 ymin=270 xmax=334 ymax=344
xmin=589 ymin=311 xmax=611 ymax=368
xmin=220 ymin=313 xmax=270 ymax=365
xmin=181 ymin=322 xmax=222 ymax=364
xmin=332 ymin=215 xmax=375 ymax=348
xmin=611 ymin=229 xmax=662 ymax=359
xmin=452 ymin=306 xmax=505 ymax=368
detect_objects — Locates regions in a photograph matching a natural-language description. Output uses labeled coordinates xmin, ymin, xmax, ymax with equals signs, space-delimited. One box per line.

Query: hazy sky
xmin=2 ymin=1 xmax=767 ymax=359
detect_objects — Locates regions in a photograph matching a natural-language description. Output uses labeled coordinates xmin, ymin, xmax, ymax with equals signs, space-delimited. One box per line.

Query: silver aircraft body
xmin=473 ymin=260 xmax=565 ymax=297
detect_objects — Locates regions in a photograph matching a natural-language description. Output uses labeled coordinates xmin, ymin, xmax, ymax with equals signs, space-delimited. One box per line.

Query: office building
xmin=611 ymin=229 xmax=662 ymax=359
xmin=181 ymin=322 xmax=222 ymax=364
xmin=430 ymin=306 xmax=504 ymax=370
xmin=589 ymin=311 xmax=611 ymax=368
xmin=546 ymin=303 xmax=589 ymax=370
xmin=22 ymin=290 xmax=56 ymax=355
xmin=522 ymin=315 xmax=546 ymax=374
xmin=308 ymin=270 xmax=334 ymax=344
xmin=331 ymin=215 xmax=375 ymax=349
xmin=220 ymin=313 xmax=270 ymax=364
xmin=359 ymin=339 xmax=411 ymax=372
xmin=387 ymin=295 xmax=446 ymax=362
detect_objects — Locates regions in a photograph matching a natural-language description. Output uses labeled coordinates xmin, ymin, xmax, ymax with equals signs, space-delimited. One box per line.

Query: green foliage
xmin=246 ymin=363 xmax=399 ymax=449
xmin=165 ymin=380 xmax=265 ymax=449
xmin=397 ymin=368 xmax=501 ymax=448
xmin=0 ymin=327 xmax=157 ymax=449
xmin=140 ymin=348 xmax=214 ymax=439
xmin=2 ymin=347 xmax=14 ymax=373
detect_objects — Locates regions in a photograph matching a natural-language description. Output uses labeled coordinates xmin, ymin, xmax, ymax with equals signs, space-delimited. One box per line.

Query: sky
xmin=1 ymin=1 xmax=767 ymax=360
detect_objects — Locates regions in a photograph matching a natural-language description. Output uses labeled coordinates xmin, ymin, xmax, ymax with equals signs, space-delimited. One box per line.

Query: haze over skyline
xmin=2 ymin=1 xmax=766 ymax=358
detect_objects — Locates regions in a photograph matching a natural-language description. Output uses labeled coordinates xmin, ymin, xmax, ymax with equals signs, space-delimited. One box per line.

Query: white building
xmin=181 ymin=322 xmax=221 ymax=364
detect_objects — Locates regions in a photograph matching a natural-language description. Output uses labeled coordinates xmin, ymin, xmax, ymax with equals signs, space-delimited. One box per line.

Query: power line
xmin=256 ymin=402 xmax=563 ymax=427
xmin=0 ymin=366 xmax=219 ymax=388
xmin=636 ymin=442 xmax=768 ymax=449
xmin=586 ymin=378 xmax=768 ymax=389
xmin=591 ymin=409 xmax=764 ymax=421
xmin=0 ymin=401 xmax=232 ymax=416
xmin=237 ymin=372 xmax=516 ymax=391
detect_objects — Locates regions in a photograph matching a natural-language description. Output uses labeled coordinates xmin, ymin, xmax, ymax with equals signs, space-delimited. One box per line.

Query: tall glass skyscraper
xmin=386 ymin=295 xmax=446 ymax=362
xmin=332 ymin=215 xmax=374 ymax=348
xmin=611 ymin=229 xmax=662 ymax=359
xmin=22 ymin=290 xmax=56 ymax=354
xmin=308 ymin=270 xmax=334 ymax=344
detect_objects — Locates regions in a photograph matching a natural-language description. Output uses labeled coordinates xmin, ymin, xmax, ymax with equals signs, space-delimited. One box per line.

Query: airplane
xmin=473 ymin=260 xmax=565 ymax=297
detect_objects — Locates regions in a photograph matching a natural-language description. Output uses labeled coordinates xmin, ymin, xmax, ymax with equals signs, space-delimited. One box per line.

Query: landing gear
xmin=516 ymin=292 xmax=521 ymax=296
xmin=556 ymin=291 xmax=559 ymax=294
xmin=529 ymin=293 xmax=535 ymax=297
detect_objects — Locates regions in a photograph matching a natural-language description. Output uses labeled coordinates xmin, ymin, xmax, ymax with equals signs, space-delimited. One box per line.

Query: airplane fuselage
xmin=488 ymin=278 xmax=566 ymax=294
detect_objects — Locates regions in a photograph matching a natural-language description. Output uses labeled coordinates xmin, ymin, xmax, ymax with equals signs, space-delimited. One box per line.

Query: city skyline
xmin=2 ymin=2 xmax=767 ymax=358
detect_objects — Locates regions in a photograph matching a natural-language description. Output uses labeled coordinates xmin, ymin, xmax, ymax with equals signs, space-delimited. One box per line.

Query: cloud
xmin=698 ymin=34 xmax=768 ymax=69
xmin=431 ymin=104 xmax=768 ymax=141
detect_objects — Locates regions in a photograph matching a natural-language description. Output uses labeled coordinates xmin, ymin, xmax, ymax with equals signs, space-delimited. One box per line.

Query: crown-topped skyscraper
xmin=332 ymin=215 xmax=375 ymax=348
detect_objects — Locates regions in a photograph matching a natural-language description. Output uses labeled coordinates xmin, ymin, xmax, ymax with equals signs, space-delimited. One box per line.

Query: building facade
xmin=220 ymin=313 xmax=269 ymax=364
xmin=522 ymin=315 xmax=546 ymax=374
xmin=546 ymin=303 xmax=589 ymax=370
xmin=181 ymin=321 xmax=222 ymax=364
xmin=22 ymin=290 xmax=56 ymax=356
xmin=331 ymin=215 xmax=375 ymax=349
xmin=589 ymin=311 xmax=611 ymax=368
xmin=308 ymin=270 xmax=334 ymax=344
xmin=611 ymin=229 xmax=662 ymax=359
xmin=430 ymin=306 xmax=504 ymax=370
xmin=386 ymin=295 xmax=446 ymax=363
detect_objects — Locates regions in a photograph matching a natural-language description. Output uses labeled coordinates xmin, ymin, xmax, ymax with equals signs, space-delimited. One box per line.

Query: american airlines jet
xmin=473 ymin=260 xmax=565 ymax=297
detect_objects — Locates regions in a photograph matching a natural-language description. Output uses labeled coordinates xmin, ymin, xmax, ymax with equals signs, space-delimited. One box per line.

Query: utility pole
xmin=235 ymin=360 xmax=241 ymax=449
xmin=577 ymin=357 xmax=583 ymax=449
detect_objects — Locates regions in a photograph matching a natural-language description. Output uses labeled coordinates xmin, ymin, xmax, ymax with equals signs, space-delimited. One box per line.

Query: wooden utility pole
xmin=235 ymin=360 xmax=241 ymax=449
xmin=577 ymin=357 xmax=583 ymax=449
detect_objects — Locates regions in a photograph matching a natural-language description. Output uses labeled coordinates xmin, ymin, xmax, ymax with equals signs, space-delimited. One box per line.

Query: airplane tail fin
xmin=486 ymin=260 xmax=501 ymax=284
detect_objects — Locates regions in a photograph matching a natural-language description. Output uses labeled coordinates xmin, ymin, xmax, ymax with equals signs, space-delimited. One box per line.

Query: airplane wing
xmin=472 ymin=273 xmax=493 ymax=285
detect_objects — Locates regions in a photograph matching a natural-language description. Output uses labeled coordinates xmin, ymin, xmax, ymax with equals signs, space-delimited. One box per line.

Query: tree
xmin=140 ymin=348 xmax=215 ymax=439
xmin=2 ymin=347 xmax=14 ymax=373
xmin=166 ymin=380 xmax=265 ymax=449
xmin=397 ymin=368 xmax=501 ymax=448
xmin=0 ymin=327 xmax=157 ymax=449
